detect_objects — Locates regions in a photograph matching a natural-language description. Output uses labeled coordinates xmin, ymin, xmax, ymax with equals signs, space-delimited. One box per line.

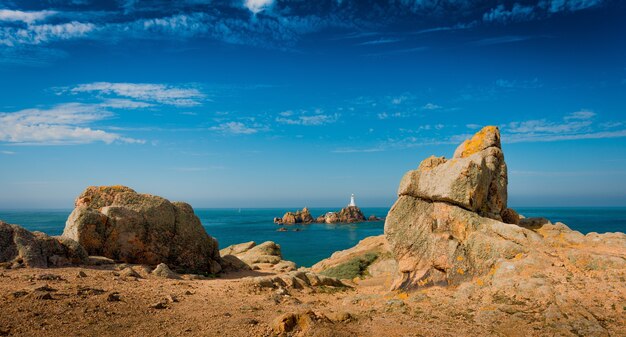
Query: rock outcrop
xmin=62 ymin=186 xmax=221 ymax=274
xmin=315 ymin=206 xmax=367 ymax=224
xmin=0 ymin=221 xmax=87 ymax=269
xmin=384 ymin=126 xmax=626 ymax=290
xmin=220 ymin=241 xmax=296 ymax=272
xmin=275 ymin=208 xmax=314 ymax=225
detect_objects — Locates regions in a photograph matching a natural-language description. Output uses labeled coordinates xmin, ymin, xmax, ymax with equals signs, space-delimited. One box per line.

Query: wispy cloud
xmin=67 ymin=82 xmax=205 ymax=107
xmin=355 ymin=38 xmax=401 ymax=46
xmin=0 ymin=103 xmax=144 ymax=145
xmin=422 ymin=103 xmax=442 ymax=110
xmin=0 ymin=9 xmax=57 ymax=24
xmin=0 ymin=21 xmax=95 ymax=46
xmin=210 ymin=121 xmax=263 ymax=134
xmin=0 ymin=150 xmax=15 ymax=155
xmin=501 ymin=110 xmax=626 ymax=143
xmin=276 ymin=111 xmax=339 ymax=126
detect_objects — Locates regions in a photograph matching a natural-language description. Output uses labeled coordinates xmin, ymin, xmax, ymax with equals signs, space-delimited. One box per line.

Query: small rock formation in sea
xmin=274 ymin=207 xmax=314 ymax=225
xmin=0 ymin=220 xmax=87 ymax=268
xmin=384 ymin=125 xmax=626 ymax=289
xmin=62 ymin=185 xmax=222 ymax=274
xmin=220 ymin=241 xmax=297 ymax=272
xmin=275 ymin=195 xmax=377 ymax=224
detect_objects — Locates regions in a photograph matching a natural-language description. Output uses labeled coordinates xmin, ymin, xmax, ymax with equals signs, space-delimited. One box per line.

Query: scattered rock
xmin=77 ymin=287 xmax=105 ymax=296
xmin=119 ymin=267 xmax=141 ymax=279
xmin=63 ymin=185 xmax=222 ymax=274
xmin=87 ymin=256 xmax=115 ymax=266
xmin=247 ymin=271 xmax=345 ymax=290
xmin=220 ymin=241 xmax=296 ymax=272
xmin=107 ymin=292 xmax=121 ymax=302
xmin=151 ymin=263 xmax=181 ymax=280
xmin=0 ymin=221 xmax=87 ymax=268
xmin=12 ymin=290 xmax=28 ymax=298
xmin=36 ymin=274 xmax=64 ymax=281
xmin=271 ymin=310 xmax=332 ymax=336
xmin=77 ymin=271 xmax=87 ymax=278
xmin=150 ymin=301 xmax=168 ymax=309
xmin=31 ymin=291 xmax=53 ymax=300
xmin=276 ymin=227 xmax=287 ymax=232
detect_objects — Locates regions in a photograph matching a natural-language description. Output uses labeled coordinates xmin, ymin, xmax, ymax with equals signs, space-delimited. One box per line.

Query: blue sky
xmin=1 ymin=0 xmax=625 ymax=208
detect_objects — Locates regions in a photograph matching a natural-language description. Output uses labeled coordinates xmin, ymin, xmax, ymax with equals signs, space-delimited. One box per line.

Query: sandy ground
xmin=1 ymin=263 xmax=625 ymax=337
xmin=0 ymin=264 xmax=500 ymax=337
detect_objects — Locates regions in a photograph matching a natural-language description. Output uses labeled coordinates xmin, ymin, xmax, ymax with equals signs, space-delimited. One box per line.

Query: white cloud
xmin=276 ymin=112 xmax=339 ymax=126
xmin=68 ymin=82 xmax=205 ymax=107
xmin=0 ymin=9 xmax=56 ymax=24
xmin=564 ymin=110 xmax=595 ymax=120
xmin=99 ymin=98 xmax=153 ymax=109
xmin=0 ymin=103 xmax=144 ymax=145
xmin=423 ymin=103 xmax=441 ymax=110
xmin=1 ymin=150 xmax=15 ymax=155
xmin=210 ymin=121 xmax=260 ymax=134
xmin=500 ymin=110 xmax=626 ymax=143
xmin=0 ymin=21 xmax=95 ymax=46
xmin=244 ymin=0 xmax=275 ymax=14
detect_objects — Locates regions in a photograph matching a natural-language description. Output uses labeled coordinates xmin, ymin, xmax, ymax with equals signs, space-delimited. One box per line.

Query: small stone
xmin=12 ymin=290 xmax=29 ymax=298
xmin=36 ymin=274 xmax=63 ymax=281
xmin=184 ymin=290 xmax=193 ymax=295
xmin=150 ymin=301 xmax=167 ymax=309
xmin=107 ymin=292 xmax=121 ymax=302
xmin=166 ymin=294 xmax=178 ymax=303
xmin=77 ymin=271 xmax=87 ymax=278
xmin=32 ymin=291 xmax=53 ymax=300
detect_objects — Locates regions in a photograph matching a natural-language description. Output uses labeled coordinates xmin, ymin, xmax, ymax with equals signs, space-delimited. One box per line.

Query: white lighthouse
xmin=349 ymin=193 xmax=356 ymax=207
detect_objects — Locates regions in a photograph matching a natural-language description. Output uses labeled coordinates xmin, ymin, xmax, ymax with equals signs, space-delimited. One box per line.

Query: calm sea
xmin=1 ymin=207 xmax=624 ymax=267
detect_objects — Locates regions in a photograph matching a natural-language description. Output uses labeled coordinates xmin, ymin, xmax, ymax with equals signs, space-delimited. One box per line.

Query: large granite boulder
xmin=384 ymin=126 xmax=626 ymax=290
xmin=0 ymin=221 xmax=87 ymax=268
xmin=338 ymin=206 xmax=366 ymax=223
xmin=398 ymin=125 xmax=507 ymax=220
xmin=62 ymin=186 xmax=221 ymax=274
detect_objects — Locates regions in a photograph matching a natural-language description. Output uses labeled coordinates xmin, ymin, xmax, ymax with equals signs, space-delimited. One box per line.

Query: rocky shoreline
xmin=1 ymin=126 xmax=625 ymax=336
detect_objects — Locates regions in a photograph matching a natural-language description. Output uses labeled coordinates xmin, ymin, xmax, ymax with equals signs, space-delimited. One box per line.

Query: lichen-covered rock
xmin=0 ymin=221 xmax=87 ymax=268
xmin=384 ymin=125 xmax=626 ymax=291
xmin=398 ymin=126 xmax=507 ymax=220
xmin=63 ymin=186 xmax=221 ymax=274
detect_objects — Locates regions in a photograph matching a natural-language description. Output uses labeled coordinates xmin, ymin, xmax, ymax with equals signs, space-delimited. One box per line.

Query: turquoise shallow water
xmin=1 ymin=207 xmax=625 ymax=267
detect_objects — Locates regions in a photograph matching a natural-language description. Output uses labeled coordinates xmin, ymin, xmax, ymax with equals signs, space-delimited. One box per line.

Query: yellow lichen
xmin=456 ymin=256 xmax=464 ymax=261
xmin=457 ymin=125 xmax=498 ymax=158
xmin=476 ymin=278 xmax=484 ymax=286
xmin=457 ymin=268 xmax=465 ymax=275
xmin=396 ymin=292 xmax=410 ymax=300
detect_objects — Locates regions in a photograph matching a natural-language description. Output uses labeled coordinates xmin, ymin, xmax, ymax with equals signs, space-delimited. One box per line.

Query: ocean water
xmin=1 ymin=207 xmax=625 ymax=267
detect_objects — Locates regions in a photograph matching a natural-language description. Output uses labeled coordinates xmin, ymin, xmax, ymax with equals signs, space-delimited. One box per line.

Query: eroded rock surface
xmin=63 ymin=186 xmax=221 ymax=274
xmin=385 ymin=126 xmax=626 ymax=291
xmin=220 ymin=241 xmax=297 ymax=272
xmin=0 ymin=221 xmax=87 ymax=268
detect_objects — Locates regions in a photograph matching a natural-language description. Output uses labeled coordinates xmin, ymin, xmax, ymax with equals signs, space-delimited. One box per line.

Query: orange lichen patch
xmin=457 ymin=126 xmax=499 ymax=158
xmin=456 ymin=256 xmax=464 ymax=261
xmin=396 ymin=292 xmax=410 ymax=300
xmin=476 ymin=278 xmax=484 ymax=286
xmin=488 ymin=266 xmax=498 ymax=276
xmin=514 ymin=253 xmax=524 ymax=260
xmin=457 ymin=268 xmax=465 ymax=275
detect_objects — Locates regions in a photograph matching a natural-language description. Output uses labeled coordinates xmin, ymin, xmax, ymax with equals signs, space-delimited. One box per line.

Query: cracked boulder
xmin=384 ymin=126 xmax=626 ymax=290
xmin=62 ymin=186 xmax=221 ymax=274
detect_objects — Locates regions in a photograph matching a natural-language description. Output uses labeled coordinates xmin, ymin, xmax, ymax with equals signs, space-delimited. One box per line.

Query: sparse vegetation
xmin=320 ymin=252 xmax=379 ymax=279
